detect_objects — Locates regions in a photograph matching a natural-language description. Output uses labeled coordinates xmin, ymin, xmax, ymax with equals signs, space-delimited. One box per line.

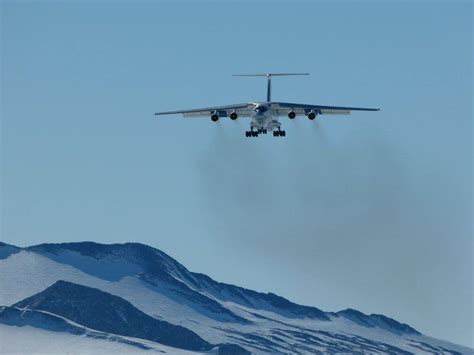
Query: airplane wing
xmin=271 ymin=102 xmax=380 ymax=117
xmin=154 ymin=103 xmax=254 ymax=118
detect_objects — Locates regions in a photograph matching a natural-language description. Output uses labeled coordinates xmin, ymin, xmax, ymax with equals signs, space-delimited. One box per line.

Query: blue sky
xmin=2 ymin=0 xmax=472 ymax=347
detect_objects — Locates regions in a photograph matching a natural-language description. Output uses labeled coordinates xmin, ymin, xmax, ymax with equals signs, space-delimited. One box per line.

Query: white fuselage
xmin=250 ymin=103 xmax=281 ymax=131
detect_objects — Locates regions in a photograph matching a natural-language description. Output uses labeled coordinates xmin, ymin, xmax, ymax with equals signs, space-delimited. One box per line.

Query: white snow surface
xmin=0 ymin=324 xmax=195 ymax=354
xmin=0 ymin=248 xmax=472 ymax=354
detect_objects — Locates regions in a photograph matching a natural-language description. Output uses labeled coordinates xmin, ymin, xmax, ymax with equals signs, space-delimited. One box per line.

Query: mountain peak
xmin=27 ymin=241 xmax=182 ymax=276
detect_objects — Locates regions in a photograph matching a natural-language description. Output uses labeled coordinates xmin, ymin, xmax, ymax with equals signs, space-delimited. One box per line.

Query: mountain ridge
xmin=26 ymin=242 xmax=330 ymax=321
xmin=1 ymin=241 xmax=471 ymax=354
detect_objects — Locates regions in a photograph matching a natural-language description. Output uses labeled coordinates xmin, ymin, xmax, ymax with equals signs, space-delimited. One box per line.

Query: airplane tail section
xmin=233 ymin=73 xmax=309 ymax=102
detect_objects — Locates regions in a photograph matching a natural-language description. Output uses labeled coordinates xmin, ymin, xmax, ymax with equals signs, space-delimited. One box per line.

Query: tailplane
xmin=233 ymin=73 xmax=309 ymax=102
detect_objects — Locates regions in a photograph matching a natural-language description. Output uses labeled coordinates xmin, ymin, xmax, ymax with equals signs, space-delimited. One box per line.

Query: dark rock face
xmin=369 ymin=313 xmax=421 ymax=335
xmin=217 ymin=343 xmax=252 ymax=355
xmin=336 ymin=309 xmax=420 ymax=335
xmin=0 ymin=242 xmax=21 ymax=260
xmin=191 ymin=272 xmax=330 ymax=321
xmin=13 ymin=280 xmax=211 ymax=351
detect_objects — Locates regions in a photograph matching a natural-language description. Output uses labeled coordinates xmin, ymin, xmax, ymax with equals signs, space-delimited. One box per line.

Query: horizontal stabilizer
xmin=233 ymin=73 xmax=309 ymax=101
xmin=233 ymin=73 xmax=309 ymax=77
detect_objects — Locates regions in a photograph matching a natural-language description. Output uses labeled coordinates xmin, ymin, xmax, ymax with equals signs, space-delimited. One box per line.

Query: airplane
xmin=154 ymin=73 xmax=380 ymax=137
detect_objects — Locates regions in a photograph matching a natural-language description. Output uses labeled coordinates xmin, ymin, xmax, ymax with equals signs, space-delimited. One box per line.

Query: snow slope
xmin=0 ymin=318 xmax=194 ymax=354
xmin=0 ymin=242 xmax=471 ymax=354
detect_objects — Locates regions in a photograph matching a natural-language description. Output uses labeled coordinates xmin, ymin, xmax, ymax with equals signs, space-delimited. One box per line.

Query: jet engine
xmin=288 ymin=111 xmax=296 ymax=119
xmin=308 ymin=110 xmax=317 ymax=120
xmin=229 ymin=112 xmax=238 ymax=120
xmin=211 ymin=113 xmax=219 ymax=122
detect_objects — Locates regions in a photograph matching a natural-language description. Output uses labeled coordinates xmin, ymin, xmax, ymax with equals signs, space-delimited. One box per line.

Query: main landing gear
xmin=245 ymin=129 xmax=267 ymax=137
xmin=245 ymin=129 xmax=286 ymax=137
xmin=273 ymin=129 xmax=286 ymax=137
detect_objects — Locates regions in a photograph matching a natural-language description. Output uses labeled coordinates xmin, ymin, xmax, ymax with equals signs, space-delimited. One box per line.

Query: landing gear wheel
xmin=273 ymin=130 xmax=286 ymax=137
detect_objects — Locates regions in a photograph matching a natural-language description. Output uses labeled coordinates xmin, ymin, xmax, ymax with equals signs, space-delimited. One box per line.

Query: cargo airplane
xmin=154 ymin=73 xmax=380 ymax=137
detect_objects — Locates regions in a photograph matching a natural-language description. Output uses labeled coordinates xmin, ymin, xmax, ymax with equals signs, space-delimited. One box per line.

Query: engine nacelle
xmin=229 ymin=112 xmax=238 ymax=120
xmin=308 ymin=110 xmax=317 ymax=120
xmin=211 ymin=113 xmax=219 ymax=122
xmin=288 ymin=111 xmax=296 ymax=119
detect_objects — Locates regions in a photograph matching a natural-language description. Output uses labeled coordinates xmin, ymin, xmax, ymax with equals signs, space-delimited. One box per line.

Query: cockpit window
xmin=255 ymin=106 xmax=268 ymax=113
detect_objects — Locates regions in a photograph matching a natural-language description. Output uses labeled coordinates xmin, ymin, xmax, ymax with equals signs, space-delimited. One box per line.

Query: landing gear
xmin=245 ymin=130 xmax=259 ymax=137
xmin=245 ymin=129 xmax=267 ymax=137
xmin=273 ymin=129 xmax=286 ymax=137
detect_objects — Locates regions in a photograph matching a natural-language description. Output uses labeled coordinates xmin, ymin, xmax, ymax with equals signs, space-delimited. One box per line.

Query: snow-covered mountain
xmin=11 ymin=280 xmax=212 ymax=351
xmin=0 ymin=241 xmax=471 ymax=354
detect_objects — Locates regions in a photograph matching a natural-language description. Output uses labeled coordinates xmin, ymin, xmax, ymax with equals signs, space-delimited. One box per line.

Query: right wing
xmin=154 ymin=103 xmax=254 ymax=118
xmin=271 ymin=102 xmax=380 ymax=117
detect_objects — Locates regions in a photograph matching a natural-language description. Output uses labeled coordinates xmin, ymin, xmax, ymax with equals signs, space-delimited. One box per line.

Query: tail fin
xmin=233 ymin=73 xmax=309 ymax=102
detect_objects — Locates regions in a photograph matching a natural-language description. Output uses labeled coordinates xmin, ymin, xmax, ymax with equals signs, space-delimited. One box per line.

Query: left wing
xmin=271 ymin=102 xmax=380 ymax=117
xmin=154 ymin=103 xmax=254 ymax=118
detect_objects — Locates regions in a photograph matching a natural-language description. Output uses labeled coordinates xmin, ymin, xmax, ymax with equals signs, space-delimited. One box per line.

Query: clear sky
xmin=2 ymin=0 xmax=472 ymax=348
